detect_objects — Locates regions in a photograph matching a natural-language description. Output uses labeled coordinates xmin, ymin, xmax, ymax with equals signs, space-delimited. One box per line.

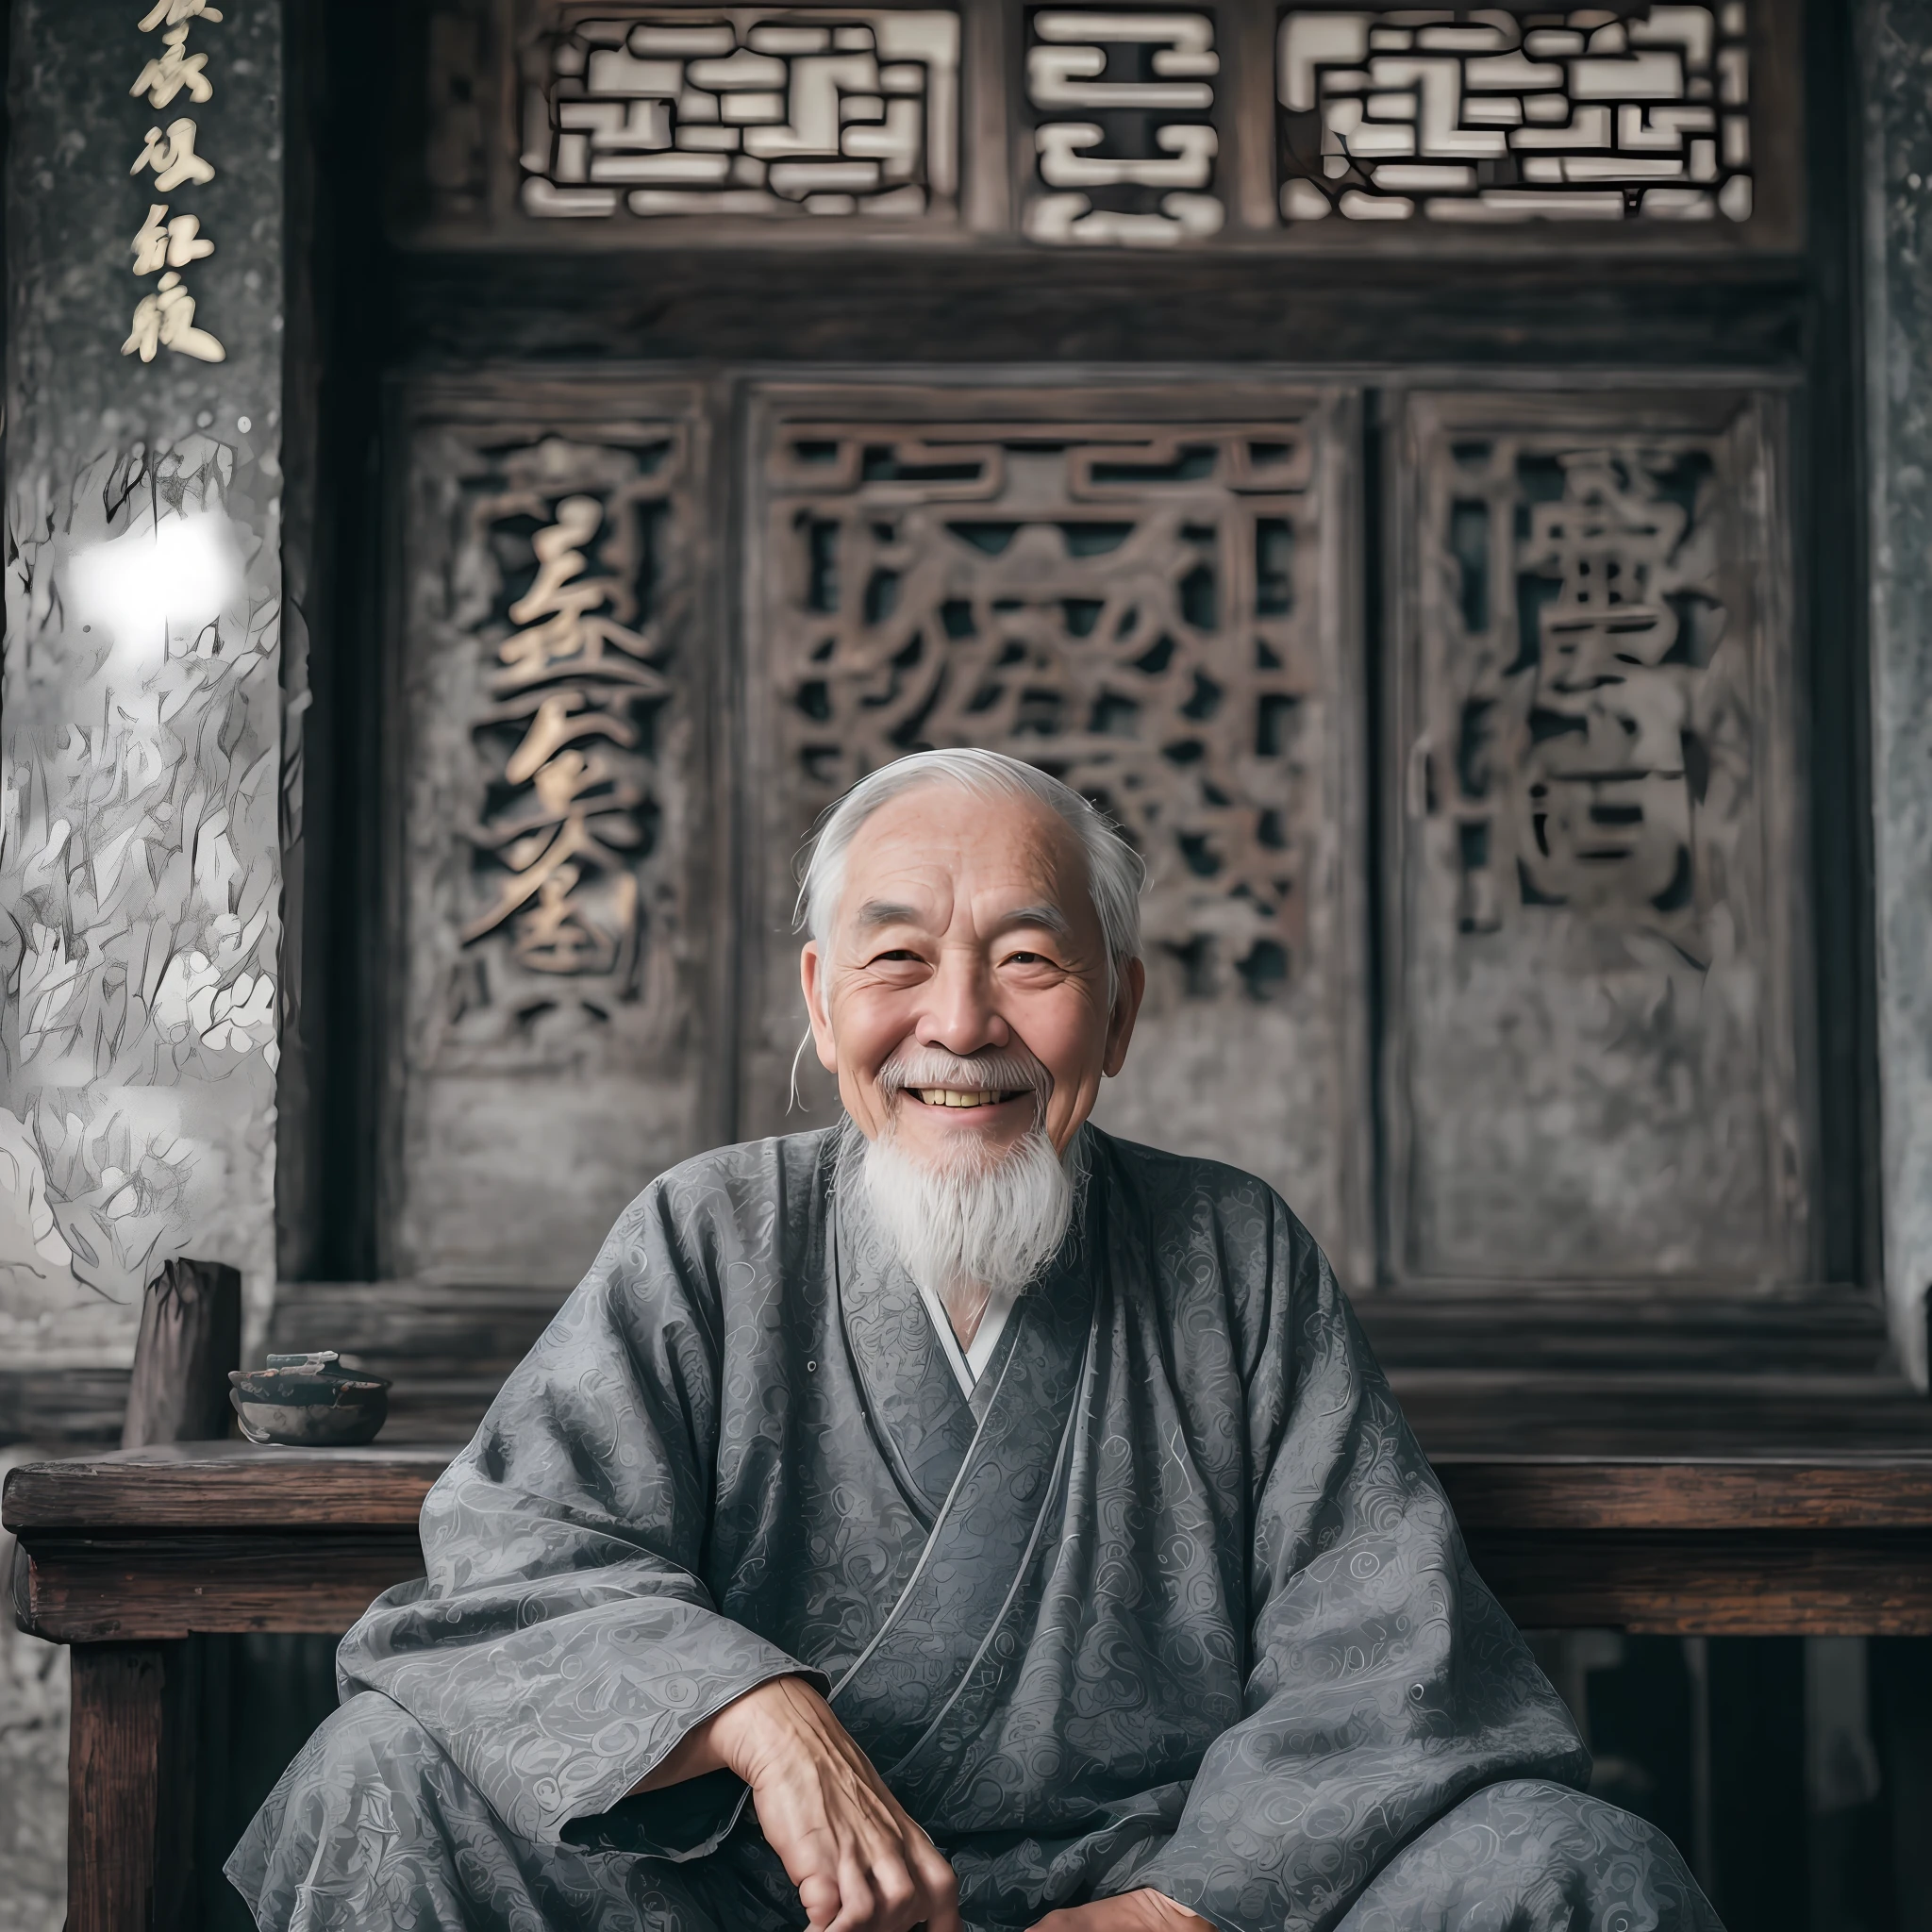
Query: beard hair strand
xmin=838 ymin=1113 xmax=1083 ymax=1319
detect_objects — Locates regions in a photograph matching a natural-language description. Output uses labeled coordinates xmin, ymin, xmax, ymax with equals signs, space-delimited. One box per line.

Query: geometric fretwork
xmin=765 ymin=422 xmax=1319 ymax=991
xmin=1279 ymin=2 xmax=1754 ymax=225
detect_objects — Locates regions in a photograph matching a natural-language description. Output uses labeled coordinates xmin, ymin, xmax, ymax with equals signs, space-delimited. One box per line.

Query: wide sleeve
xmin=333 ymin=1177 xmax=823 ymax=1855
xmin=1130 ymin=1202 xmax=1591 ymax=1932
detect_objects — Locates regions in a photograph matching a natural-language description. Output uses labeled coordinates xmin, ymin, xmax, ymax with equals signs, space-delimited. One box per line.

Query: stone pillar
xmin=1863 ymin=0 xmax=1932 ymax=1386
xmin=1 ymin=0 xmax=285 ymax=1378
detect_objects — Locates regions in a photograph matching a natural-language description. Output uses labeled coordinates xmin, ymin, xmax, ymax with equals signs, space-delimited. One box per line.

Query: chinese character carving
xmin=130 ymin=204 xmax=214 ymax=273
xmin=125 ymin=8 xmax=220 ymax=362
xmin=1279 ymin=3 xmax=1753 ymax=223
xmin=458 ymin=436 xmax=688 ymax=991
xmin=762 ymin=420 xmax=1319 ymax=991
xmin=130 ymin=23 xmax=214 ymax=108
xmin=138 ymin=0 xmax=222 ymax=25
xmin=132 ymin=118 xmax=216 ymax=191
xmin=122 ymin=271 xmax=225 ymax=361
xmin=1394 ymin=392 xmax=1805 ymax=1285
xmin=519 ymin=8 xmax=959 ymax=224
xmin=1024 ymin=9 xmax=1223 ymax=244
xmin=1435 ymin=439 xmax=1740 ymax=931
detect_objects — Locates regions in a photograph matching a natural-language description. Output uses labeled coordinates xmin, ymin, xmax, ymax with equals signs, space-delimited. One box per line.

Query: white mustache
xmin=875 ymin=1046 xmax=1052 ymax=1101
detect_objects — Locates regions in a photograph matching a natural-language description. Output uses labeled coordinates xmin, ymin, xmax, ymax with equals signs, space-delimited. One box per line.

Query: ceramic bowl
xmin=228 ymin=1351 xmax=391 ymax=1446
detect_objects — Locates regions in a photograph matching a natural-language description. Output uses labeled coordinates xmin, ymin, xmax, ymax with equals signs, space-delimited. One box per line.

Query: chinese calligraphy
xmin=123 ymin=1 xmax=224 ymax=362
xmin=133 ymin=118 xmax=216 ymax=191
xmin=1024 ymin=10 xmax=1223 ymax=244
xmin=462 ymin=483 xmax=675 ymax=980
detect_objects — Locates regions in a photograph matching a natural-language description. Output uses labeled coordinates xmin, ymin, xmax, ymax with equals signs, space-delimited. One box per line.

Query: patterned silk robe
xmin=229 ymin=1128 xmax=1719 ymax=1932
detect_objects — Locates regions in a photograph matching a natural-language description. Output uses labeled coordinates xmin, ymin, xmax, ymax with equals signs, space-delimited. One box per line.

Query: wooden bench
xmin=10 ymin=1442 xmax=1932 ymax=1932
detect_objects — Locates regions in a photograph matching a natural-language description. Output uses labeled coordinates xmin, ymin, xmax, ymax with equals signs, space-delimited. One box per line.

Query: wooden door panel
xmin=387 ymin=378 xmax=726 ymax=1288
xmin=739 ymin=379 xmax=1371 ymax=1276
xmin=1387 ymin=387 xmax=1811 ymax=1286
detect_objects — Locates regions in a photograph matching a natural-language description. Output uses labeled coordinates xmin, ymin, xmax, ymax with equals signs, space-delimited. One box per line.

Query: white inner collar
xmin=917 ymin=1281 xmax=1021 ymax=1395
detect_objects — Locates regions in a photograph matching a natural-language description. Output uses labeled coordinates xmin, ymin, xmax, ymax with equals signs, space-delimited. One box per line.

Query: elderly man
xmin=230 ymin=748 xmax=1718 ymax=1932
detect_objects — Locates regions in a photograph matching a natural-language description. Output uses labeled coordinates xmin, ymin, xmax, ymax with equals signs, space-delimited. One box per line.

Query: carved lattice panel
xmin=1278 ymin=3 xmax=1755 ymax=225
xmin=515 ymin=6 xmax=958 ymax=225
xmin=1389 ymin=389 xmax=1808 ymax=1285
xmin=742 ymin=385 xmax=1369 ymax=1274
xmin=1020 ymin=7 xmax=1224 ymax=245
xmin=392 ymin=382 xmax=725 ymax=1288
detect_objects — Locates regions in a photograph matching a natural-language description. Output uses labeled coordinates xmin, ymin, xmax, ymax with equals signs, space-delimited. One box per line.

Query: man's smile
xmin=909 ymin=1088 xmax=1030 ymax=1110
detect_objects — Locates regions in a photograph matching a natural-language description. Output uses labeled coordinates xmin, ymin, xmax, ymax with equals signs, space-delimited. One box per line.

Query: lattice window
xmin=1279 ymin=4 xmax=1753 ymax=224
xmin=763 ymin=423 xmax=1318 ymax=988
xmin=1022 ymin=8 xmax=1224 ymax=244
xmin=518 ymin=8 xmax=958 ymax=222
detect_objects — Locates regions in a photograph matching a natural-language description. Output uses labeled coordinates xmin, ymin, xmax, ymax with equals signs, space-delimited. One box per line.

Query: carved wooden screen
xmin=740 ymin=382 xmax=1370 ymax=1274
xmin=388 ymin=379 xmax=725 ymax=1289
xmin=1386 ymin=388 xmax=1809 ymax=1286
xmin=408 ymin=0 xmax=1803 ymax=250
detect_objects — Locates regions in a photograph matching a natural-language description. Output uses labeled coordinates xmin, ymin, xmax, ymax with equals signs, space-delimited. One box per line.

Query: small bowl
xmin=228 ymin=1351 xmax=391 ymax=1446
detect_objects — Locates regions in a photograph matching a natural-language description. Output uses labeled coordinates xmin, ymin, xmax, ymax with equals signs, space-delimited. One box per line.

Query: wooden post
xmin=65 ymin=1645 xmax=164 ymax=1932
xmin=122 ymin=1260 xmax=243 ymax=1450
xmin=64 ymin=1641 xmax=202 ymax=1932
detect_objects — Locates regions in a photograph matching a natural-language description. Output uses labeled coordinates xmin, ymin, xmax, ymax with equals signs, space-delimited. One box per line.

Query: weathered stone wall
xmin=1862 ymin=0 xmax=1932 ymax=1387
xmin=1 ymin=0 xmax=285 ymax=1914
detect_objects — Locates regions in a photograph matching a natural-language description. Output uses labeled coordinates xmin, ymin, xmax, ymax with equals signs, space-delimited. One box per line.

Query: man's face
xmin=801 ymin=785 xmax=1145 ymax=1166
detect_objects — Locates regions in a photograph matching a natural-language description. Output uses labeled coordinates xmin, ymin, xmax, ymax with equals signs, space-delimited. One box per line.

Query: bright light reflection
xmin=71 ymin=511 xmax=242 ymax=663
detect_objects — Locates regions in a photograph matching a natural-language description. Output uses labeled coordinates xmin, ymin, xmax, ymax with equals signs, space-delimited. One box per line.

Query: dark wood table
xmin=11 ymin=1442 xmax=1932 ymax=1931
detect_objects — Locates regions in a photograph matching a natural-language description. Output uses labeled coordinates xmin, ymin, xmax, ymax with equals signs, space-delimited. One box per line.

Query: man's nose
xmin=916 ymin=951 xmax=1008 ymax=1055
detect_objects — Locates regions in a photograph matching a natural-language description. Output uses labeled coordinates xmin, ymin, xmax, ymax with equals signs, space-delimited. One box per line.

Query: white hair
xmin=795 ymin=749 xmax=1145 ymax=1000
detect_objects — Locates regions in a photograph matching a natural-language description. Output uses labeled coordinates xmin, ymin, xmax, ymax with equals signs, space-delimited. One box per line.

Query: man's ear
xmin=1102 ymin=955 xmax=1147 ymax=1078
xmin=800 ymin=941 xmax=841 ymax=1073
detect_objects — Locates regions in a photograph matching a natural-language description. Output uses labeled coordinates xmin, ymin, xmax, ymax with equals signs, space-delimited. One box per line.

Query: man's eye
xmin=1004 ymin=951 xmax=1052 ymax=966
xmin=870 ymin=949 xmax=924 ymax=965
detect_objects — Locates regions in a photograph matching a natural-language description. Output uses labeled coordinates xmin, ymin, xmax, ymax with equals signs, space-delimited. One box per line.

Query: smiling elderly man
xmin=231 ymin=749 xmax=1718 ymax=1932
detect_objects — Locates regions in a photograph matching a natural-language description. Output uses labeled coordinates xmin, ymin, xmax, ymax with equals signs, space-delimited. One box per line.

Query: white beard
xmin=843 ymin=1114 xmax=1082 ymax=1337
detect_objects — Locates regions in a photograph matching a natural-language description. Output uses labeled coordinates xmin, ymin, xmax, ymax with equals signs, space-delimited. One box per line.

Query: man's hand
xmin=1029 ymin=1892 xmax=1215 ymax=1932
xmin=652 ymin=1675 xmax=959 ymax=1932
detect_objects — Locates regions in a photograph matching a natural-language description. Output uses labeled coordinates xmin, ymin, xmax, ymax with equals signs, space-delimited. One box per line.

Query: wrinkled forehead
xmin=834 ymin=782 xmax=1094 ymax=934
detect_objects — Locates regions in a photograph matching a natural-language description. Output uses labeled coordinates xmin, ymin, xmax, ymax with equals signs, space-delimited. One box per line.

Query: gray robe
xmin=228 ymin=1127 xmax=1719 ymax=1932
